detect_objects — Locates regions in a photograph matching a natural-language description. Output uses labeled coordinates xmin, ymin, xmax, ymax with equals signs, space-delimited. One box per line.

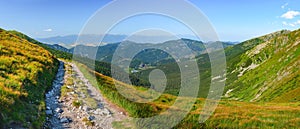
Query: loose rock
xmin=46 ymin=110 xmax=52 ymax=115
xmin=60 ymin=117 xmax=71 ymax=123
xmin=55 ymin=108 xmax=63 ymax=113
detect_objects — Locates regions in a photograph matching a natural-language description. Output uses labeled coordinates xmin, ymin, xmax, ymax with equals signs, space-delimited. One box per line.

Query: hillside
xmin=0 ymin=28 xmax=59 ymax=128
xmin=8 ymin=30 xmax=72 ymax=59
xmin=224 ymin=29 xmax=300 ymax=102
xmin=132 ymin=29 xmax=300 ymax=102
xmin=76 ymin=61 xmax=300 ymax=128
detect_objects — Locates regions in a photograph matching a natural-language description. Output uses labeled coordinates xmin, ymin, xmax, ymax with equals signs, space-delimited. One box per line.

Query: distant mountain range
xmin=37 ymin=34 xmax=127 ymax=48
xmin=71 ymin=39 xmax=235 ymax=68
xmin=37 ymin=34 xmax=237 ymax=68
xmin=37 ymin=34 xmax=239 ymax=48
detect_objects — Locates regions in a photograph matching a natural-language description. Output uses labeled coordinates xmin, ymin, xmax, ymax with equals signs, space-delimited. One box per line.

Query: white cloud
xmin=43 ymin=28 xmax=52 ymax=32
xmin=281 ymin=3 xmax=288 ymax=9
xmin=289 ymin=23 xmax=296 ymax=27
xmin=293 ymin=20 xmax=300 ymax=26
xmin=281 ymin=10 xmax=300 ymax=19
xmin=282 ymin=21 xmax=288 ymax=26
xmin=282 ymin=20 xmax=300 ymax=27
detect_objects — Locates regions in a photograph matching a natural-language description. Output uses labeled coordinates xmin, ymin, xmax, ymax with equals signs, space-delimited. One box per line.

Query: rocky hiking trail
xmin=44 ymin=61 xmax=127 ymax=129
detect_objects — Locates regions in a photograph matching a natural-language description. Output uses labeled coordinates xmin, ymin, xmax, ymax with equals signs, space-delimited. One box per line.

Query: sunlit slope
xmin=8 ymin=30 xmax=72 ymax=59
xmin=225 ymin=29 xmax=300 ymax=102
xmin=0 ymin=28 xmax=59 ymax=128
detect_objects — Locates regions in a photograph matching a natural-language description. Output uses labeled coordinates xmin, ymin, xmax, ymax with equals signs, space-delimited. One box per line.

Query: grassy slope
xmin=77 ymin=62 xmax=300 ymax=128
xmin=8 ymin=30 xmax=73 ymax=60
xmin=225 ymin=29 xmax=300 ymax=102
xmin=0 ymin=28 xmax=59 ymax=128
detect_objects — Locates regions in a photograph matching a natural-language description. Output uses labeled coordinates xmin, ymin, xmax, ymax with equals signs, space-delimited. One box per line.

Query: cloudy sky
xmin=0 ymin=0 xmax=299 ymax=41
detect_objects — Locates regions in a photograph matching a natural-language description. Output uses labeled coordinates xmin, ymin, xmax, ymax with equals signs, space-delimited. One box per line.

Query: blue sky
xmin=0 ymin=0 xmax=299 ymax=41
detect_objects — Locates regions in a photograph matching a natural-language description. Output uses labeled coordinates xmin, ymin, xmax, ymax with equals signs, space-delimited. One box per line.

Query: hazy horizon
xmin=1 ymin=0 xmax=300 ymax=42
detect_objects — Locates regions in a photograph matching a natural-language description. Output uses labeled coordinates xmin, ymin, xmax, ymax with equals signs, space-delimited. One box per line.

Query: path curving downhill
xmin=44 ymin=61 xmax=127 ymax=129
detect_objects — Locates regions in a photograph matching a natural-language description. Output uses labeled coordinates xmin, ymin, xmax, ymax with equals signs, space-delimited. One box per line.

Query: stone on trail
xmin=46 ymin=110 xmax=53 ymax=115
xmin=98 ymin=103 xmax=104 ymax=109
xmin=55 ymin=108 xmax=63 ymax=113
xmin=88 ymin=115 xmax=96 ymax=121
xmin=102 ymin=108 xmax=111 ymax=115
xmin=93 ymin=108 xmax=102 ymax=115
xmin=60 ymin=117 xmax=71 ymax=123
xmin=83 ymin=106 xmax=90 ymax=112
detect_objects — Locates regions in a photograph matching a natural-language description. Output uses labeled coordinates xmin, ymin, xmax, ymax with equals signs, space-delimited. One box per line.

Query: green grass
xmin=76 ymin=62 xmax=300 ymax=128
xmin=72 ymin=100 xmax=82 ymax=108
xmin=131 ymin=29 xmax=300 ymax=103
xmin=8 ymin=30 xmax=73 ymax=60
xmin=0 ymin=28 xmax=59 ymax=128
xmin=225 ymin=29 xmax=300 ymax=102
xmin=73 ymin=28 xmax=300 ymax=128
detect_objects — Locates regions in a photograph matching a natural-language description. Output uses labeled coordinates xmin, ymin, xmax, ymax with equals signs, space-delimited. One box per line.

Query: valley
xmin=0 ymin=27 xmax=299 ymax=128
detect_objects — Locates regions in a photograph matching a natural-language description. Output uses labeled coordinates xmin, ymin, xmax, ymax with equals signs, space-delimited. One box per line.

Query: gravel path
xmin=44 ymin=61 xmax=127 ymax=129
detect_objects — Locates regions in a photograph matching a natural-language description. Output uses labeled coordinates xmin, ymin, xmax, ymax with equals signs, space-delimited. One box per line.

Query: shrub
xmin=72 ymin=100 xmax=82 ymax=108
